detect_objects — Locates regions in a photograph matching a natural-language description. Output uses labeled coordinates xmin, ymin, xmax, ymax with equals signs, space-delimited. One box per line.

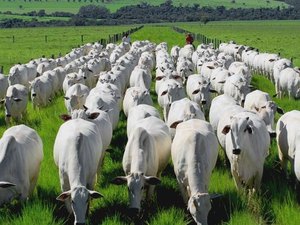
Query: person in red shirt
xmin=186 ymin=33 xmax=194 ymax=45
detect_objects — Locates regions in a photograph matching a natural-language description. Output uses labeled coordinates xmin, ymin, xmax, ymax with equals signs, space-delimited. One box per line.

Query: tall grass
xmin=0 ymin=23 xmax=299 ymax=224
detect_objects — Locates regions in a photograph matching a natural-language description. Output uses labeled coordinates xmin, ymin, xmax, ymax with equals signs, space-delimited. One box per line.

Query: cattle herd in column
xmin=0 ymin=37 xmax=299 ymax=225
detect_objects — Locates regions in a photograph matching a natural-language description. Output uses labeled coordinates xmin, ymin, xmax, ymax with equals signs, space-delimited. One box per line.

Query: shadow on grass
xmin=36 ymin=186 xmax=71 ymax=224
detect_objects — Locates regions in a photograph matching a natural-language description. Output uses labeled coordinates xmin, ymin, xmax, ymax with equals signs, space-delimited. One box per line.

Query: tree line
xmin=1 ymin=1 xmax=300 ymax=28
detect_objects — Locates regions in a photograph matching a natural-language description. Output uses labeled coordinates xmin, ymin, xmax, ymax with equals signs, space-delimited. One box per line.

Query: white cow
xmin=0 ymin=74 xmax=9 ymax=100
xmin=64 ymin=83 xmax=90 ymax=113
xmin=186 ymin=74 xmax=212 ymax=113
xmin=228 ymin=62 xmax=252 ymax=85
xmin=4 ymin=84 xmax=28 ymax=123
xmin=54 ymin=118 xmax=103 ymax=225
xmin=63 ymin=73 xmax=86 ymax=94
xmin=126 ymin=104 xmax=161 ymax=138
xmin=210 ymin=67 xmax=231 ymax=94
xmin=157 ymin=79 xmax=186 ymax=121
xmin=0 ymin=124 xmax=43 ymax=206
xmin=8 ymin=64 xmax=29 ymax=87
xmin=171 ymin=45 xmax=180 ymax=65
xmin=167 ymin=98 xmax=205 ymax=139
xmin=172 ymin=119 xmax=218 ymax=225
xmin=244 ymin=90 xmax=284 ymax=137
xmin=84 ymin=89 xmax=120 ymax=130
xmin=220 ymin=112 xmax=270 ymax=192
xmin=273 ymin=58 xmax=292 ymax=94
xmin=30 ymin=75 xmax=53 ymax=108
xmin=112 ymin=116 xmax=171 ymax=213
xmin=278 ymin=67 xmax=300 ymax=99
xmin=209 ymin=94 xmax=239 ymax=132
xmin=129 ymin=64 xmax=152 ymax=90
xmin=61 ymin=108 xmax=113 ymax=151
xmin=276 ymin=110 xmax=300 ymax=182
xmin=223 ymin=74 xmax=250 ymax=106
xmin=123 ymin=87 xmax=153 ymax=117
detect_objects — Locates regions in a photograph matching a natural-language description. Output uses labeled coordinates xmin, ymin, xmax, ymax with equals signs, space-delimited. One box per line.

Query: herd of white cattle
xmin=0 ymin=37 xmax=299 ymax=225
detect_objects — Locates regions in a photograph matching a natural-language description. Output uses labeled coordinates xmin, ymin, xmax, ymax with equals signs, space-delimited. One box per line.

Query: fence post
xmin=45 ymin=35 xmax=48 ymax=43
xmin=0 ymin=66 xmax=3 ymax=73
xmin=81 ymin=35 xmax=84 ymax=43
xmin=12 ymin=36 xmax=15 ymax=43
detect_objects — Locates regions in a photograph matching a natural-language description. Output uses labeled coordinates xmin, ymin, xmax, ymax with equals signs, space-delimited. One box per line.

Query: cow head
xmin=188 ymin=193 xmax=211 ymax=225
xmin=111 ymin=173 xmax=160 ymax=213
xmin=222 ymin=116 xmax=253 ymax=155
xmin=57 ymin=186 xmax=103 ymax=225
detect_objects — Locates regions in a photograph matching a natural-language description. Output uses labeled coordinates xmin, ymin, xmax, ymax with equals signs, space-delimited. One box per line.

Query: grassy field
xmin=0 ymin=22 xmax=300 ymax=225
xmin=175 ymin=20 xmax=300 ymax=67
xmin=0 ymin=0 xmax=289 ymax=14
xmin=0 ymin=13 xmax=69 ymax=21
xmin=0 ymin=25 xmax=138 ymax=74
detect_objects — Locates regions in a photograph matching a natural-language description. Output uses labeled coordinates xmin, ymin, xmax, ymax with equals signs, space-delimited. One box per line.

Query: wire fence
xmin=0 ymin=25 xmax=144 ymax=73
xmin=173 ymin=26 xmax=223 ymax=49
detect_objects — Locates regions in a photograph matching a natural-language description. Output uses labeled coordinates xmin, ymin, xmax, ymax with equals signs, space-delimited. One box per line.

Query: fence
xmin=0 ymin=25 xmax=144 ymax=73
xmin=173 ymin=26 xmax=223 ymax=49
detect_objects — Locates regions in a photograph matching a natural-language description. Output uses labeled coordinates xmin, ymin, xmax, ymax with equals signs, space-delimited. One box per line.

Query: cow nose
xmin=201 ymin=100 xmax=207 ymax=105
xmin=32 ymin=93 xmax=36 ymax=97
xmin=269 ymin=132 xmax=276 ymax=138
xmin=233 ymin=149 xmax=241 ymax=155
xmin=6 ymin=114 xmax=11 ymax=117
xmin=75 ymin=223 xmax=85 ymax=225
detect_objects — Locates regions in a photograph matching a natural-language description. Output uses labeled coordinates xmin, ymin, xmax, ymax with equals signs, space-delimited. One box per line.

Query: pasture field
xmin=0 ymin=25 xmax=137 ymax=74
xmin=0 ymin=23 xmax=300 ymax=225
xmin=0 ymin=13 xmax=69 ymax=21
xmin=175 ymin=20 xmax=300 ymax=67
xmin=0 ymin=0 xmax=289 ymax=14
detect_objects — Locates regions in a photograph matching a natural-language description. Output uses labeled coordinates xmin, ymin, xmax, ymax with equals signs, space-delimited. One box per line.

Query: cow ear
xmin=60 ymin=114 xmax=72 ymax=121
xmin=0 ymin=99 xmax=5 ymax=104
xmin=170 ymin=120 xmax=183 ymax=129
xmin=64 ymin=96 xmax=70 ymax=100
xmin=155 ymin=76 xmax=164 ymax=81
xmin=111 ymin=176 xmax=127 ymax=185
xmin=222 ymin=125 xmax=231 ymax=135
xmin=145 ymin=176 xmax=161 ymax=185
xmin=88 ymin=112 xmax=100 ymax=120
xmin=209 ymin=89 xmax=218 ymax=93
xmin=161 ymin=90 xmax=168 ymax=96
xmin=56 ymin=191 xmax=71 ymax=202
xmin=277 ymin=107 xmax=284 ymax=114
xmin=0 ymin=181 xmax=16 ymax=188
xmin=192 ymin=89 xmax=200 ymax=95
xmin=207 ymin=66 xmax=215 ymax=70
xmin=89 ymin=190 xmax=103 ymax=199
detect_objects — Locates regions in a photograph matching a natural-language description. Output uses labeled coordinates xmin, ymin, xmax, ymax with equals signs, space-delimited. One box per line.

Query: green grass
xmin=175 ymin=20 xmax=300 ymax=67
xmin=0 ymin=25 xmax=138 ymax=74
xmin=0 ymin=0 xmax=289 ymax=14
xmin=0 ymin=22 xmax=300 ymax=224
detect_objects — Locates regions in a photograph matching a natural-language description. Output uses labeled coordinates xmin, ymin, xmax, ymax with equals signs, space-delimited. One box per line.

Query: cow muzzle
xmin=75 ymin=223 xmax=85 ymax=225
xmin=32 ymin=93 xmax=37 ymax=97
xmin=6 ymin=114 xmax=11 ymax=118
xmin=233 ymin=149 xmax=241 ymax=155
xmin=201 ymin=100 xmax=207 ymax=105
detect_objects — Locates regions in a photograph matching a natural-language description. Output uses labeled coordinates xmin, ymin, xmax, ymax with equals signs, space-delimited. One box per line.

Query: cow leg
xmin=231 ymin=169 xmax=243 ymax=190
xmin=177 ymin=180 xmax=189 ymax=204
